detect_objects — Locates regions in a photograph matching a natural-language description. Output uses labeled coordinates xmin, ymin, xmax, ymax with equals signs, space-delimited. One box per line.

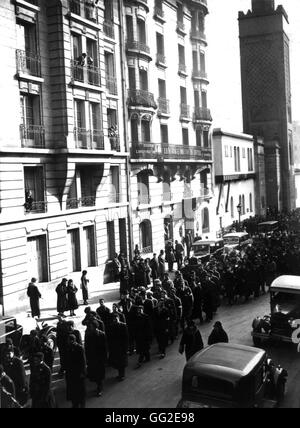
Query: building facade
xmin=0 ymin=0 xmax=130 ymax=315
xmin=239 ymin=0 xmax=296 ymax=212
xmin=213 ymin=129 xmax=257 ymax=231
xmin=124 ymin=0 xmax=214 ymax=255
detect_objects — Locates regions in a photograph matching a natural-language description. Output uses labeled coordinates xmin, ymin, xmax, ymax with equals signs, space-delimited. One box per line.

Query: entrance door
xmin=27 ymin=236 xmax=48 ymax=282
xmin=83 ymin=226 xmax=96 ymax=267
xmin=119 ymin=218 xmax=127 ymax=257
xmin=67 ymin=229 xmax=81 ymax=272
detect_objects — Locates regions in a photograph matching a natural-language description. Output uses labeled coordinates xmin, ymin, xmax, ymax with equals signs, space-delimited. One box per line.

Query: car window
xmin=191 ymin=376 xmax=234 ymax=401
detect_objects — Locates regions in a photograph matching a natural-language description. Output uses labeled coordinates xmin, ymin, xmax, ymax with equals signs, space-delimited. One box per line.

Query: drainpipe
xmin=118 ymin=0 xmax=134 ymax=260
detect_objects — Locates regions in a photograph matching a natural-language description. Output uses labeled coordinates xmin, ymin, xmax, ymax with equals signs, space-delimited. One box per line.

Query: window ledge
xmin=67 ymin=12 xmax=102 ymax=31
xmin=14 ymin=0 xmax=40 ymax=12
xmin=17 ymin=73 xmax=44 ymax=84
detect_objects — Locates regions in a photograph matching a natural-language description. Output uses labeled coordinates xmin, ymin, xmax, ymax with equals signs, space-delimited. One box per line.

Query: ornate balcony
xmin=69 ymin=0 xmax=98 ymax=22
xmin=74 ymin=128 xmax=105 ymax=150
xmin=189 ymin=0 xmax=208 ymax=13
xmin=103 ymin=20 xmax=115 ymax=39
xmin=180 ymin=104 xmax=191 ymax=120
xmin=66 ymin=196 xmax=96 ymax=210
xmin=106 ymin=75 xmax=118 ymax=96
xmin=190 ymin=30 xmax=207 ymax=42
xmin=71 ymin=62 xmax=101 ymax=87
xmin=157 ymin=98 xmax=170 ymax=116
xmin=126 ymin=40 xmax=151 ymax=60
xmin=131 ymin=142 xmax=212 ymax=161
xmin=24 ymin=200 xmax=47 ymax=214
xmin=108 ymin=193 xmax=123 ymax=204
xmin=192 ymin=70 xmax=208 ymax=82
xmin=194 ymin=107 xmax=212 ymax=122
xmin=128 ymin=89 xmax=157 ymax=110
xmin=127 ymin=0 xmax=149 ymax=11
xmin=138 ymin=194 xmax=151 ymax=205
xmin=16 ymin=50 xmax=41 ymax=77
xmin=20 ymin=124 xmax=45 ymax=148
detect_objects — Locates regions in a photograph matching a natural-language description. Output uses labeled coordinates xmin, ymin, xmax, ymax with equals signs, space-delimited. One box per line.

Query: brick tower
xmin=239 ymin=0 xmax=295 ymax=212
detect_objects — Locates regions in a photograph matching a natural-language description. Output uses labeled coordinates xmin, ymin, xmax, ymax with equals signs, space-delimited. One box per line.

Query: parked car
xmin=223 ymin=232 xmax=252 ymax=250
xmin=0 ymin=317 xmax=23 ymax=349
xmin=258 ymin=221 xmax=279 ymax=236
xmin=252 ymin=275 xmax=300 ymax=348
xmin=177 ymin=343 xmax=287 ymax=409
xmin=190 ymin=239 xmax=224 ymax=263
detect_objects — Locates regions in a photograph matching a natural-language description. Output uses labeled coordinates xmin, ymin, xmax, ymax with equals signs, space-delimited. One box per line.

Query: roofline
xmin=213 ymin=128 xmax=254 ymax=142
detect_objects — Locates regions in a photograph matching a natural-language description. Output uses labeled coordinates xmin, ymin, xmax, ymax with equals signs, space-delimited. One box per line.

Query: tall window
xmin=89 ymin=103 xmax=101 ymax=132
xmin=137 ymin=19 xmax=147 ymax=44
xmin=231 ymin=197 xmax=234 ymax=219
xmin=107 ymin=221 xmax=116 ymax=259
xmin=242 ymin=195 xmax=245 ymax=215
xmin=104 ymin=0 xmax=113 ymax=21
xmin=24 ymin=166 xmax=45 ymax=212
xmin=156 ymin=33 xmax=165 ymax=57
xmin=74 ymin=100 xmax=85 ymax=129
xmin=196 ymin=129 xmax=202 ymax=147
xmin=182 ymin=128 xmax=189 ymax=146
xmin=178 ymin=44 xmax=186 ymax=67
xmin=17 ymin=22 xmax=37 ymax=53
xmin=203 ymin=130 xmax=209 ymax=148
xmin=108 ymin=166 xmax=120 ymax=203
xmin=237 ymin=147 xmax=241 ymax=171
xmin=141 ymin=120 xmax=151 ymax=142
xmin=20 ymin=94 xmax=41 ymax=128
xmin=139 ymin=69 xmax=148 ymax=91
xmin=200 ymin=52 xmax=206 ymax=72
xmin=131 ymin=117 xmax=139 ymax=142
xmin=126 ymin=15 xmax=134 ymax=40
xmin=137 ymin=171 xmax=150 ymax=205
xmin=158 ymin=79 xmax=167 ymax=98
xmin=202 ymin=208 xmax=210 ymax=233
xmin=201 ymin=91 xmax=207 ymax=108
xmin=194 ymin=90 xmax=200 ymax=108
xmin=140 ymin=220 xmax=153 ymax=252
xmin=180 ymin=86 xmax=187 ymax=104
xmin=128 ymin=67 xmax=136 ymax=90
xmin=177 ymin=2 xmax=184 ymax=24
xmin=72 ymin=34 xmax=82 ymax=61
xmin=249 ymin=193 xmax=253 ymax=213
xmin=161 ymin=124 xmax=169 ymax=144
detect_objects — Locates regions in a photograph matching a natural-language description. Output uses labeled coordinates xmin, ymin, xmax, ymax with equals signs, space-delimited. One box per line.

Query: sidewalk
xmin=17 ymin=266 xmax=120 ymax=334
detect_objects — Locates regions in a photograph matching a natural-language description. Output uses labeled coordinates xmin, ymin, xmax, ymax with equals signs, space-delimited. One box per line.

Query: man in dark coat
xmin=153 ymin=301 xmax=170 ymax=359
xmin=176 ymin=281 xmax=194 ymax=330
xmin=107 ymin=314 xmax=129 ymax=381
xmin=150 ymin=254 xmax=159 ymax=282
xmin=189 ymin=272 xmax=204 ymax=324
xmin=96 ymin=299 xmax=111 ymax=331
xmin=208 ymin=322 xmax=229 ymax=346
xmin=133 ymin=306 xmax=153 ymax=368
xmin=179 ymin=320 xmax=204 ymax=361
xmin=168 ymin=288 xmax=182 ymax=339
xmin=65 ymin=335 xmax=87 ymax=408
xmin=175 ymin=240 xmax=185 ymax=270
xmin=158 ymin=250 xmax=166 ymax=280
xmin=56 ymin=319 xmax=69 ymax=376
xmin=56 ymin=278 xmax=68 ymax=317
xmin=82 ymin=307 xmax=105 ymax=332
xmin=85 ymin=322 xmax=107 ymax=397
xmin=27 ymin=278 xmax=42 ymax=318
xmin=29 ymin=353 xmax=54 ymax=408
xmin=3 ymin=349 xmax=28 ymax=405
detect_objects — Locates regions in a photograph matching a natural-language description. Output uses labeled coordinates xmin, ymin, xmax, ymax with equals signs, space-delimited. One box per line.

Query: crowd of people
xmin=2 ymin=210 xmax=300 ymax=408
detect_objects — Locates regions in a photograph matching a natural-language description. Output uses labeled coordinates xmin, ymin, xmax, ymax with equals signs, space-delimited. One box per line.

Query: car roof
xmin=184 ymin=344 xmax=266 ymax=384
xmin=271 ymin=275 xmax=300 ymax=294
xmin=258 ymin=221 xmax=278 ymax=226
xmin=193 ymin=240 xmax=223 ymax=246
xmin=223 ymin=233 xmax=249 ymax=238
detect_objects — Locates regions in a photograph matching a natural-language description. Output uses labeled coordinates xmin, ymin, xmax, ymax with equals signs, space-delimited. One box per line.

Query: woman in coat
xmin=65 ymin=335 xmax=87 ymax=408
xmin=179 ymin=320 xmax=204 ymax=361
xmin=56 ymin=278 xmax=68 ymax=317
xmin=107 ymin=314 xmax=129 ymax=381
xmin=85 ymin=322 xmax=107 ymax=397
xmin=67 ymin=279 xmax=79 ymax=317
xmin=81 ymin=271 xmax=89 ymax=305
xmin=27 ymin=278 xmax=42 ymax=318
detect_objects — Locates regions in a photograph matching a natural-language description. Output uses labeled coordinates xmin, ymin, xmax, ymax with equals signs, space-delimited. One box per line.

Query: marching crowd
xmin=1 ymin=210 xmax=300 ymax=408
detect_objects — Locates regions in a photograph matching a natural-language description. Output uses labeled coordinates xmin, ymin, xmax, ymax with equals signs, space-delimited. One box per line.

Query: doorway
xmin=67 ymin=229 xmax=81 ymax=272
xmin=27 ymin=235 xmax=48 ymax=282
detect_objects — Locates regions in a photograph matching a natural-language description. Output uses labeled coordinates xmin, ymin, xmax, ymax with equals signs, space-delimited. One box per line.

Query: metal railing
xmin=24 ymin=201 xmax=47 ymax=214
xmin=126 ymin=40 xmax=151 ymax=55
xmin=69 ymin=0 xmax=98 ymax=21
xmin=66 ymin=196 xmax=96 ymax=210
xmin=138 ymin=194 xmax=151 ymax=205
xmin=158 ymin=98 xmax=170 ymax=115
xmin=106 ymin=75 xmax=118 ymax=95
xmin=16 ymin=50 xmax=41 ymax=77
xmin=180 ymin=104 xmax=190 ymax=119
xmin=108 ymin=193 xmax=122 ymax=204
xmin=74 ymin=128 xmax=105 ymax=150
xmin=128 ymin=89 xmax=157 ymax=109
xmin=154 ymin=6 xmax=164 ymax=19
xmin=103 ymin=20 xmax=115 ymax=39
xmin=178 ymin=63 xmax=187 ymax=74
xmin=194 ymin=107 xmax=212 ymax=121
xmin=20 ymin=124 xmax=45 ymax=148
xmin=131 ymin=142 xmax=213 ymax=161
xmin=156 ymin=53 xmax=166 ymax=65
xmin=71 ymin=62 xmax=101 ymax=87
xmin=140 ymin=246 xmax=153 ymax=255
xmin=163 ymin=192 xmax=173 ymax=202
xmin=109 ymin=137 xmax=121 ymax=152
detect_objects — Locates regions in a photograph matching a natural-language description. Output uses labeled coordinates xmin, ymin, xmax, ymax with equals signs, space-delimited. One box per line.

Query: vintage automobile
xmin=258 ymin=221 xmax=279 ymax=236
xmin=223 ymin=232 xmax=252 ymax=251
xmin=177 ymin=343 xmax=287 ymax=409
xmin=190 ymin=239 xmax=224 ymax=263
xmin=0 ymin=316 xmax=57 ymax=360
xmin=252 ymin=275 xmax=300 ymax=347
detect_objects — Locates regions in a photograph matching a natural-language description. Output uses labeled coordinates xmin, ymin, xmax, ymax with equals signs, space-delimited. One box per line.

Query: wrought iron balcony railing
xmin=131 ymin=142 xmax=212 ymax=161
xmin=106 ymin=75 xmax=118 ymax=95
xmin=128 ymin=89 xmax=157 ymax=109
xmin=24 ymin=200 xmax=47 ymax=214
xmin=109 ymin=137 xmax=121 ymax=152
xmin=108 ymin=193 xmax=123 ymax=204
xmin=140 ymin=246 xmax=153 ymax=255
xmin=194 ymin=107 xmax=212 ymax=122
xmin=180 ymin=104 xmax=190 ymax=119
xmin=74 ymin=128 xmax=105 ymax=150
xmin=16 ymin=50 xmax=41 ymax=77
xmin=126 ymin=40 xmax=151 ymax=55
xmin=69 ymin=0 xmax=98 ymax=22
xmin=20 ymin=124 xmax=45 ymax=148
xmin=103 ymin=20 xmax=115 ymax=39
xmin=71 ymin=62 xmax=101 ymax=87
xmin=66 ymin=196 xmax=96 ymax=210
xmin=138 ymin=194 xmax=151 ymax=205
xmin=158 ymin=98 xmax=170 ymax=115
xmin=163 ymin=192 xmax=173 ymax=202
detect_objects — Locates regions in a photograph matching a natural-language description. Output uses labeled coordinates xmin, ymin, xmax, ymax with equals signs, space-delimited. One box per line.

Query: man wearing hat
xmin=133 ymin=306 xmax=152 ymax=368
xmin=27 ymin=278 xmax=42 ymax=319
xmin=179 ymin=320 xmax=204 ymax=361
xmin=29 ymin=352 xmax=54 ymax=408
xmin=208 ymin=321 xmax=229 ymax=346
xmin=107 ymin=313 xmax=129 ymax=381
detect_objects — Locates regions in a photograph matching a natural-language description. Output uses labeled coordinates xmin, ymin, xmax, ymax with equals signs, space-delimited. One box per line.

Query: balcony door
xmin=119 ymin=219 xmax=128 ymax=257
xmin=137 ymin=19 xmax=146 ymax=44
xmin=83 ymin=225 xmax=96 ymax=268
xmin=24 ymin=166 xmax=45 ymax=212
xmin=74 ymin=100 xmax=86 ymax=148
xmin=67 ymin=229 xmax=81 ymax=272
xmin=27 ymin=235 xmax=48 ymax=283
xmin=108 ymin=166 xmax=120 ymax=203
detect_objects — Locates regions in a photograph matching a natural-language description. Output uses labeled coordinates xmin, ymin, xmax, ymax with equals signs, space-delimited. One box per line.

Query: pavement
xmin=39 ymin=291 xmax=300 ymax=409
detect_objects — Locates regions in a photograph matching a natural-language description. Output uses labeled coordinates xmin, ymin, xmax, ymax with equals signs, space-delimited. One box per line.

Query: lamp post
xmin=237 ymin=203 xmax=242 ymax=231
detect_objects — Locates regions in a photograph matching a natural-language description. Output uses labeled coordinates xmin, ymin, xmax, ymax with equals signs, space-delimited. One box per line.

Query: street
xmin=49 ymin=292 xmax=300 ymax=408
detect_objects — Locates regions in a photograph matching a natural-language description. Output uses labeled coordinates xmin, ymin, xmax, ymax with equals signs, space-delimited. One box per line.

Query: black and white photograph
xmin=0 ymin=0 xmax=300 ymax=412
